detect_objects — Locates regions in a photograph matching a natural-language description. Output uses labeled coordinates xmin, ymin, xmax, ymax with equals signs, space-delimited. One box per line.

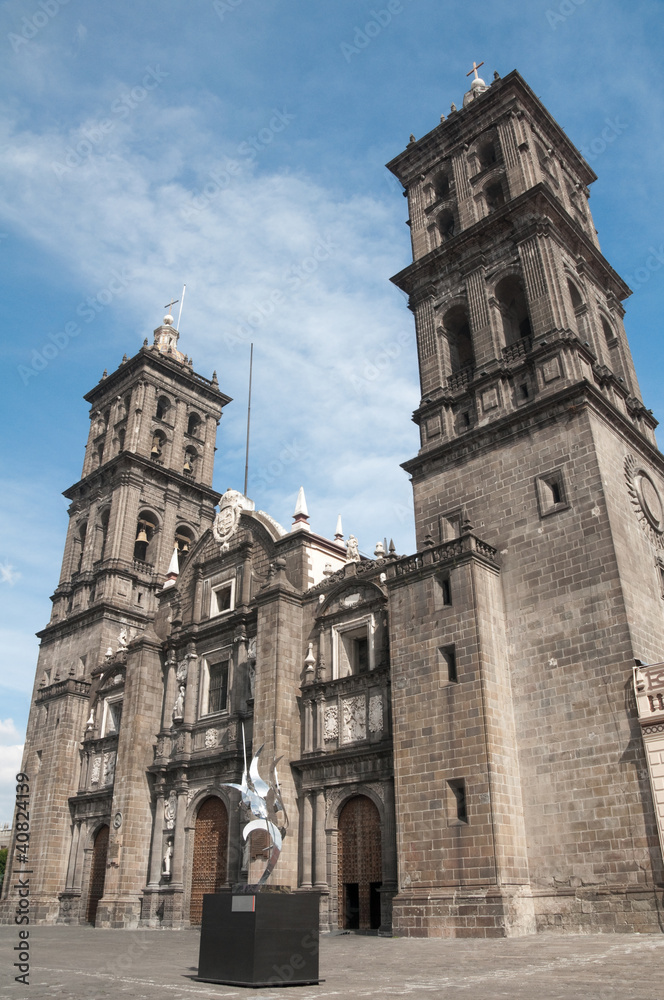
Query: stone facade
xmin=2 ymin=70 xmax=664 ymax=937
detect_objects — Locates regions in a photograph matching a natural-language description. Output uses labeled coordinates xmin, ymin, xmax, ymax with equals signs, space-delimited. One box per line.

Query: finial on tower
xmin=292 ymin=486 xmax=310 ymax=531
xmin=334 ymin=514 xmax=344 ymax=546
xmin=463 ymin=59 xmax=489 ymax=106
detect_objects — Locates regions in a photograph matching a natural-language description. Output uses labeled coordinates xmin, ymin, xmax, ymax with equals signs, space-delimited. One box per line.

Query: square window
xmin=210 ymin=580 xmax=235 ymax=617
xmin=536 ymin=471 xmax=569 ymax=517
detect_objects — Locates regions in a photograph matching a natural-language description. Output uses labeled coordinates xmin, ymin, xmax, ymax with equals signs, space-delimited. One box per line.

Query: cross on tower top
xmin=164 ymin=297 xmax=179 ymax=314
xmin=466 ymin=60 xmax=484 ymax=80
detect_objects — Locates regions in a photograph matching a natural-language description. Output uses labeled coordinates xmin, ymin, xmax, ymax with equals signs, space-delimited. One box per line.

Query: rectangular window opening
xmin=448 ymin=779 xmax=468 ymax=823
xmin=440 ymin=576 xmax=452 ymax=606
xmin=439 ymin=644 xmax=457 ymax=683
xmin=210 ymin=580 xmax=235 ymax=617
xmin=207 ymin=661 xmax=229 ymax=714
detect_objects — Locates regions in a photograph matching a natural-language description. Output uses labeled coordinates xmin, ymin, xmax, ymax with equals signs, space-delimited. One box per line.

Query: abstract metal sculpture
xmin=223 ymin=726 xmax=288 ymax=887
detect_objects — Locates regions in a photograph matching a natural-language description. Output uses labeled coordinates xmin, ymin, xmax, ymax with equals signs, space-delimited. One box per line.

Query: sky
xmin=0 ymin=0 xmax=663 ymax=818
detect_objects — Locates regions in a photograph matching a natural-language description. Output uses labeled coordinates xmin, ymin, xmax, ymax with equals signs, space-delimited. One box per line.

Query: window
xmin=447 ymin=779 xmax=468 ymax=823
xmin=439 ymin=576 xmax=452 ymax=607
xmin=536 ymin=471 xmax=568 ymax=517
xmin=175 ymin=526 xmax=195 ymax=556
xmin=439 ymin=645 xmax=457 ymax=683
xmin=200 ymin=656 xmax=231 ymax=716
xmin=334 ymin=619 xmax=373 ymax=677
xmin=102 ymin=698 xmax=123 ymax=736
xmin=210 ymin=581 xmax=235 ymax=617
xmin=208 ymin=661 xmax=229 ymax=714
xmin=187 ymin=412 xmax=201 ymax=437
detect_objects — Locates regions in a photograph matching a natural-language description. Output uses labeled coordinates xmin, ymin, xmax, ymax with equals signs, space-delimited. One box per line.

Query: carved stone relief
xmin=102 ymin=751 xmax=116 ymax=785
xmin=205 ymin=728 xmax=218 ymax=748
xmin=368 ymin=694 xmax=384 ymax=733
xmin=342 ymin=695 xmax=366 ymax=743
xmin=324 ymin=705 xmax=339 ymax=741
xmin=90 ymin=755 xmax=101 ymax=785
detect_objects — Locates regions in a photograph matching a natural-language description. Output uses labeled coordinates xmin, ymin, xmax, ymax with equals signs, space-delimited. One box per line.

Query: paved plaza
xmin=2 ymin=926 xmax=664 ymax=1000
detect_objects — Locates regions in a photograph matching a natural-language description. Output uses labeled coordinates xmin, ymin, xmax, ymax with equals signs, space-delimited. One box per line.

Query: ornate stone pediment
xmin=315 ymin=580 xmax=386 ymax=621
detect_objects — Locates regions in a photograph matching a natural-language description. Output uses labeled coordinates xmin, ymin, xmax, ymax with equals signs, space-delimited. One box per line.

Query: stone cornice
xmin=402 ymin=380 xmax=664 ymax=482
xmin=390 ymin=184 xmax=629 ymax=302
xmin=84 ymin=347 xmax=231 ymax=409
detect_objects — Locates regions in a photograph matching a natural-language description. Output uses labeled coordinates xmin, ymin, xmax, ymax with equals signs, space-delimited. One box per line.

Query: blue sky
xmin=0 ymin=0 xmax=663 ymax=817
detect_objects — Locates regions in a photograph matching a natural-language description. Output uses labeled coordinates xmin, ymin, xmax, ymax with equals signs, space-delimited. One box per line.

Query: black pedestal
xmin=196 ymin=892 xmax=321 ymax=987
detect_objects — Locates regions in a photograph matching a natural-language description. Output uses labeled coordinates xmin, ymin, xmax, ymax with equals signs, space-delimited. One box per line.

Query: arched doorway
xmin=338 ymin=795 xmax=382 ymax=930
xmin=86 ymin=824 xmax=109 ymax=925
xmin=189 ymin=797 xmax=228 ymax=925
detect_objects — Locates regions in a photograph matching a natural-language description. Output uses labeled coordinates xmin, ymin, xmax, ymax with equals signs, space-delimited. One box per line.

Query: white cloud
xmin=0 ymin=719 xmax=22 ymax=744
xmin=0 ymin=99 xmax=420 ymax=552
xmin=0 ymin=562 xmax=20 ymax=585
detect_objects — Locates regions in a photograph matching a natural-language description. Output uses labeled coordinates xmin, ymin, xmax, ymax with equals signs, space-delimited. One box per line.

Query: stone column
xmin=170 ymin=783 xmax=189 ymax=890
xmin=314 ymin=791 xmax=328 ymax=889
xmin=300 ymin=792 xmax=313 ymax=889
xmin=314 ymin=698 xmax=324 ymax=752
xmin=147 ymin=791 xmax=166 ymax=888
xmin=64 ymin=820 xmax=81 ymax=890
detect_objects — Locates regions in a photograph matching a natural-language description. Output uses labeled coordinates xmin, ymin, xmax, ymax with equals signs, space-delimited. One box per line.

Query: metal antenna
xmin=176 ymin=284 xmax=186 ymax=331
xmin=243 ymin=343 xmax=254 ymax=497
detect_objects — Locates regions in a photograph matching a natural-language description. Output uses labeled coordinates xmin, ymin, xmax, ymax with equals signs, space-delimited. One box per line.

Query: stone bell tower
xmin=1 ymin=313 xmax=230 ymax=924
xmin=385 ymin=68 xmax=664 ymax=935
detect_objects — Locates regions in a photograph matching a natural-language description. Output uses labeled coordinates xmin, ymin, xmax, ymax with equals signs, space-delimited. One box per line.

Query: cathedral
xmin=3 ymin=68 xmax=664 ymax=938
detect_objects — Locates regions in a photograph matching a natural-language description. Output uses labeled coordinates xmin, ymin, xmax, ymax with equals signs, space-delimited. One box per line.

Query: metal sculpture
xmin=223 ymin=726 xmax=288 ymax=887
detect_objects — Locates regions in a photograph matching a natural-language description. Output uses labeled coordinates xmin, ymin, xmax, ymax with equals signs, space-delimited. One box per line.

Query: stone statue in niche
xmin=162 ymin=837 xmax=173 ymax=878
xmin=164 ymin=791 xmax=177 ymax=830
xmin=117 ymin=627 xmax=128 ymax=650
xmin=172 ymin=685 xmax=186 ymax=722
xmin=248 ymin=660 xmax=256 ymax=698
xmin=176 ymin=658 xmax=188 ymax=684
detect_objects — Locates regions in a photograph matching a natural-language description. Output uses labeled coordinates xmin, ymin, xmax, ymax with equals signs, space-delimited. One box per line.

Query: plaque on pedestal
xmin=196 ymin=891 xmax=321 ymax=987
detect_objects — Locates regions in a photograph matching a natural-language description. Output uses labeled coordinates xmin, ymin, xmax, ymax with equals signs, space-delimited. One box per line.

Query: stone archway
xmin=86 ymin=824 xmax=109 ymax=925
xmin=189 ymin=797 xmax=228 ymax=925
xmin=338 ymin=795 xmax=382 ymax=930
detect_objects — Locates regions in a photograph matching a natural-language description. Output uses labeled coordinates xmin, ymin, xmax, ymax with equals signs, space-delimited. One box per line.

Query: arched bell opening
xmin=441 ymin=305 xmax=475 ymax=376
xmin=133 ymin=511 xmax=159 ymax=563
xmin=495 ymin=275 xmax=532 ymax=347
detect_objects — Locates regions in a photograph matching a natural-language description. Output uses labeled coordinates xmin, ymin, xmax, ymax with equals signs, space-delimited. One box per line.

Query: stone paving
xmin=2 ymin=926 xmax=664 ymax=1000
